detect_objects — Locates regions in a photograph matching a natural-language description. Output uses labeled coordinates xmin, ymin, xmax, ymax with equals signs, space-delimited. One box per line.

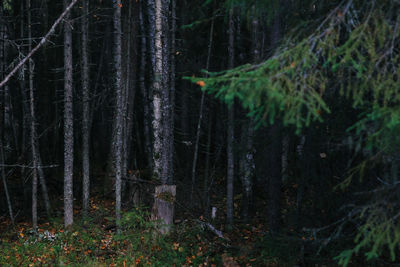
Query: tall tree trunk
xmin=18 ymin=2 xmax=30 ymax=215
xmin=161 ymin=0 xmax=171 ymax=184
xmin=27 ymin=0 xmax=52 ymax=220
xmin=168 ymin=0 xmax=176 ymax=184
xmin=122 ymin=0 xmax=136 ymax=202
xmin=239 ymin=9 xmax=259 ymax=222
xmin=28 ymin=0 xmax=39 ymax=231
xmin=139 ymin=0 xmax=153 ymax=169
xmin=0 ymin=140 xmax=14 ymax=224
xmin=152 ymin=0 xmax=163 ymax=180
xmin=112 ymin=0 xmax=123 ymax=231
xmin=226 ymin=7 xmax=235 ymax=229
xmin=63 ymin=0 xmax=74 ymax=228
xmin=81 ymin=0 xmax=90 ymax=216
xmin=0 ymin=1 xmax=14 ymax=224
xmin=191 ymin=15 xmax=214 ymax=203
xmin=203 ymin=110 xmax=213 ymax=216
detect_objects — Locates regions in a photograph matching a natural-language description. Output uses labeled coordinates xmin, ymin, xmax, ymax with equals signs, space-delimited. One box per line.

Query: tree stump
xmin=151 ymin=185 xmax=176 ymax=234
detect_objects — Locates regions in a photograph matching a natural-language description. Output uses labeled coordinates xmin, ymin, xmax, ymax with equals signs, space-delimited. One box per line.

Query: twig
xmin=196 ymin=219 xmax=229 ymax=241
xmin=0 ymin=164 xmax=59 ymax=169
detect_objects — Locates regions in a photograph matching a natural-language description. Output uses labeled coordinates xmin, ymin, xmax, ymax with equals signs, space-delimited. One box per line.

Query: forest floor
xmin=0 ymin=195 xmax=320 ymax=267
xmin=0 ymin=198 xmax=272 ymax=266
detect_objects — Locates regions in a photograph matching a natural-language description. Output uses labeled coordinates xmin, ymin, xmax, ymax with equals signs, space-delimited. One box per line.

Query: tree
xmin=81 ymin=0 xmax=90 ymax=216
xmin=152 ymin=0 xmax=163 ymax=179
xmin=197 ymin=0 xmax=400 ymax=263
xmin=63 ymin=0 xmax=74 ymax=228
xmin=112 ymin=0 xmax=123 ymax=230
xmin=226 ymin=7 xmax=235 ymax=229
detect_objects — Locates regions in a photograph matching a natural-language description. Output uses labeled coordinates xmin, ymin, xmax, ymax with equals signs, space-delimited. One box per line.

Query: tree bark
xmin=63 ymin=0 xmax=74 ymax=228
xmin=168 ymin=0 xmax=176 ymax=184
xmin=139 ymin=0 xmax=153 ymax=170
xmin=112 ymin=0 xmax=124 ymax=231
xmin=28 ymin=0 xmax=39 ymax=231
xmin=226 ymin=7 xmax=235 ymax=229
xmin=0 ymin=1 xmax=14 ymax=225
xmin=151 ymin=185 xmax=176 ymax=234
xmin=152 ymin=0 xmax=163 ymax=179
xmin=81 ymin=0 xmax=90 ymax=216
xmin=160 ymin=0 xmax=171 ymax=184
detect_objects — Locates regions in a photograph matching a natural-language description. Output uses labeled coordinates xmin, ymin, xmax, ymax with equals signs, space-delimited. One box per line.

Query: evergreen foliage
xmin=191 ymin=0 xmax=400 ymax=264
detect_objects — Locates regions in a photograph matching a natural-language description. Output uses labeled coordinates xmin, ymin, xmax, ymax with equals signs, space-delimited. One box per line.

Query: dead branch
xmin=0 ymin=0 xmax=79 ymax=89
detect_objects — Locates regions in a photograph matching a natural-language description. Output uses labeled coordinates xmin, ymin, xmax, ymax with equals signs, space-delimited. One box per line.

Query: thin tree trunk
xmin=122 ymin=1 xmax=136 ymax=201
xmin=191 ymin=16 xmax=214 ymax=202
xmin=168 ymin=0 xmax=176 ymax=184
xmin=81 ymin=0 xmax=90 ymax=216
xmin=112 ymin=0 xmax=123 ymax=231
xmin=160 ymin=0 xmax=171 ymax=184
xmin=152 ymin=0 xmax=163 ymax=179
xmin=0 ymin=139 xmax=14 ymax=225
xmin=203 ymin=111 xmax=213 ymax=216
xmin=28 ymin=0 xmax=39 ymax=231
xmin=139 ymin=0 xmax=153 ymax=169
xmin=37 ymin=153 xmax=51 ymax=216
xmin=18 ymin=1 xmax=30 ymax=216
xmin=226 ymin=7 xmax=235 ymax=229
xmin=63 ymin=0 xmax=74 ymax=228
xmin=239 ymin=9 xmax=259 ymax=222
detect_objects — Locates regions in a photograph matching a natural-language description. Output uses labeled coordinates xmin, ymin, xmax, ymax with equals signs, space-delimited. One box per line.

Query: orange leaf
xmin=196 ymin=81 xmax=205 ymax=87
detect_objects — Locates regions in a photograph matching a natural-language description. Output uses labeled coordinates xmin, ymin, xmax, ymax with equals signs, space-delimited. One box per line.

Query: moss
xmin=156 ymin=192 xmax=175 ymax=203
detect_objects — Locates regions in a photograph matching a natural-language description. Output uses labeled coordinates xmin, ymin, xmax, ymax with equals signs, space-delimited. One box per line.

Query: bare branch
xmin=0 ymin=0 xmax=79 ymax=89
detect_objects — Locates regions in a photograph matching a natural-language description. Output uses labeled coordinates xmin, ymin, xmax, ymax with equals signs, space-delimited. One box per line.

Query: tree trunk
xmin=28 ymin=0 xmax=39 ymax=231
xmin=63 ymin=0 xmax=74 ymax=228
xmin=191 ymin=15 xmax=214 ymax=203
xmin=226 ymin=8 xmax=235 ymax=229
xmin=160 ymin=0 xmax=171 ymax=184
xmin=81 ymin=0 xmax=90 ymax=217
xmin=168 ymin=0 xmax=176 ymax=184
xmin=139 ymin=0 xmax=153 ymax=169
xmin=151 ymin=185 xmax=176 ymax=234
xmin=0 ymin=139 xmax=14 ymax=225
xmin=0 ymin=2 xmax=14 ymax=225
xmin=112 ymin=0 xmax=124 ymax=231
xmin=152 ymin=0 xmax=163 ymax=179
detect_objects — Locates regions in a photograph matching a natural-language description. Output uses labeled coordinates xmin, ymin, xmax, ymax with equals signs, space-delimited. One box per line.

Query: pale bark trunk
xmin=63 ymin=0 xmax=74 ymax=228
xmin=81 ymin=0 xmax=90 ymax=216
xmin=113 ymin=0 xmax=124 ymax=231
xmin=151 ymin=185 xmax=176 ymax=234
xmin=152 ymin=0 xmax=163 ymax=179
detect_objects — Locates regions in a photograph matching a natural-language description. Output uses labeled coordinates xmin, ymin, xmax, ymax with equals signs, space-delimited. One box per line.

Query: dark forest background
xmin=0 ymin=0 xmax=400 ymax=266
